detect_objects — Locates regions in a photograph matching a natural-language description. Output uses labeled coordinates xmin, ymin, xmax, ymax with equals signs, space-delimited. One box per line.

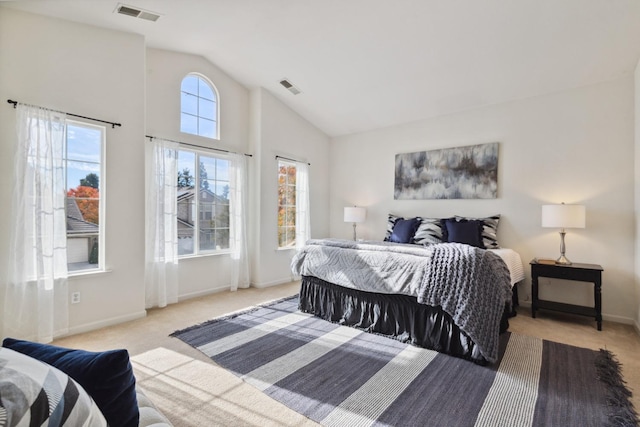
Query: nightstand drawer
xmin=533 ymin=263 xmax=601 ymax=282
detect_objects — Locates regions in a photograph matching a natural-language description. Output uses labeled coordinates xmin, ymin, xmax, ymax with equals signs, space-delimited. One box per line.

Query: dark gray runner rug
xmin=171 ymin=296 xmax=638 ymax=427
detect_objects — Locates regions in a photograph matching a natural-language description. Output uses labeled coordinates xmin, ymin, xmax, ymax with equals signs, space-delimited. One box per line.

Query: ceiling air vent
xmin=279 ymin=78 xmax=301 ymax=95
xmin=115 ymin=4 xmax=161 ymax=22
xmin=138 ymin=11 xmax=161 ymax=22
xmin=116 ymin=5 xmax=140 ymax=17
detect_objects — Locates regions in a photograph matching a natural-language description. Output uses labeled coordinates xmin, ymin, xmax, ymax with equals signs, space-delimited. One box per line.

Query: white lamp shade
xmin=541 ymin=204 xmax=586 ymax=229
xmin=344 ymin=206 xmax=366 ymax=223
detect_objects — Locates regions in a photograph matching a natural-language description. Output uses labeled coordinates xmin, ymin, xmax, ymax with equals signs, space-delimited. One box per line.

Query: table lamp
xmin=344 ymin=206 xmax=366 ymax=241
xmin=541 ymin=203 xmax=586 ymax=265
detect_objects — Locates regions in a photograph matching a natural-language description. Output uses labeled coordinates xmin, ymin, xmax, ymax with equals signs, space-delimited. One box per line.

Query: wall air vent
xmin=115 ymin=4 xmax=161 ymax=22
xmin=279 ymin=79 xmax=301 ymax=95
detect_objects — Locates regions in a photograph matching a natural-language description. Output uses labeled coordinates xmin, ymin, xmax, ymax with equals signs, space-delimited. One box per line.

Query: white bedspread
xmin=291 ymin=239 xmax=525 ymax=293
xmin=488 ymin=248 xmax=525 ymax=286
xmin=292 ymin=239 xmax=524 ymax=297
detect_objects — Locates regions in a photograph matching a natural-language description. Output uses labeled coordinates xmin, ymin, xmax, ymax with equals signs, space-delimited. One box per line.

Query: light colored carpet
xmin=52 ymin=282 xmax=640 ymax=426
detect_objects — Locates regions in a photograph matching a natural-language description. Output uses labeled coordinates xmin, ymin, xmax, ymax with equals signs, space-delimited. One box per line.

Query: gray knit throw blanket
xmin=419 ymin=243 xmax=511 ymax=363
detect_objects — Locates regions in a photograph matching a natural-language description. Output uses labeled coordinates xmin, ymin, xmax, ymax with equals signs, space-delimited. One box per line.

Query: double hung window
xmin=277 ymin=160 xmax=297 ymax=248
xmin=177 ymin=149 xmax=230 ymax=256
xmin=64 ymin=121 xmax=105 ymax=273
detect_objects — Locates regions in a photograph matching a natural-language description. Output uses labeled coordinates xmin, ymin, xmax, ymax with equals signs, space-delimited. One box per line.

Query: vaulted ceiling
xmin=5 ymin=0 xmax=640 ymax=137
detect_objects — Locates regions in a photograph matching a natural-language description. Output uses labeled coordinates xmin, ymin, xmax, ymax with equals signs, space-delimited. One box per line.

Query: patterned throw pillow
xmin=383 ymin=214 xmax=402 ymax=241
xmin=454 ymin=214 xmax=501 ymax=249
xmin=413 ymin=217 xmax=443 ymax=245
xmin=0 ymin=347 xmax=107 ymax=426
xmin=3 ymin=338 xmax=139 ymax=427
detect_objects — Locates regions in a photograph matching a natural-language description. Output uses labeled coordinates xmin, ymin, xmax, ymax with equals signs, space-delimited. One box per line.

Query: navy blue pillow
xmin=441 ymin=219 xmax=484 ymax=248
xmin=389 ymin=217 xmax=421 ymax=243
xmin=3 ymin=338 xmax=139 ymax=427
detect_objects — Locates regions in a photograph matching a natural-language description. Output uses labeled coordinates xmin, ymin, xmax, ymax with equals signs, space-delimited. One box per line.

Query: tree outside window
xmin=65 ymin=122 xmax=104 ymax=272
xmin=277 ymin=160 xmax=296 ymax=248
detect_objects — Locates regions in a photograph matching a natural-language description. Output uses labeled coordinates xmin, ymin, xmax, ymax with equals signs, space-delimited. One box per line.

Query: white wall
xmin=635 ymin=60 xmax=640 ymax=330
xmin=0 ymin=8 xmax=147 ymax=334
xmin=4 ymin=7 xmax=632 ymax=333
xmin=0 ymin=9 xmax=331 ymax=336
xmin=146 ymin=48 xmax=250 ymax=299
xmin=331 ymin=77 xmax=636 ymax=323
xmin=250 ymin=88 xmax=330 ymax=287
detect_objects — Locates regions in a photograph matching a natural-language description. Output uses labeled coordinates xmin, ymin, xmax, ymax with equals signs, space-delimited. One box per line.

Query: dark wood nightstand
xmin=530 ymin=260 xmax=603 ymax=330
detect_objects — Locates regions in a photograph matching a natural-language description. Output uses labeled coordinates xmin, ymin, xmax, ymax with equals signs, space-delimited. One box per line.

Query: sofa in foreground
xmin=0 ymin=338 xmax=172 ymax=427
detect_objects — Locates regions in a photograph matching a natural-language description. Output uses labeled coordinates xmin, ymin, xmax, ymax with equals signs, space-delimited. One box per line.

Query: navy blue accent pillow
xmin=389 ymin=217 xmax=421 ymax=243
xmin=441 ymin=219 xmax=484 ymax=248
xmin=3 ymin=338 xmax=139 ymax=427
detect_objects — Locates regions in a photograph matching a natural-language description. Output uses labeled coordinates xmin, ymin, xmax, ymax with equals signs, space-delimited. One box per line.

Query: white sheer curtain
xmin=4 ymin=104 xmax=69 ymax=342
xmin=145 ymin=138 xmax=179 ymax=309
xmin=295 ymin=162 xmax=311 ymax=248
xmin=229 ymin=153 xmax=250 ymax=291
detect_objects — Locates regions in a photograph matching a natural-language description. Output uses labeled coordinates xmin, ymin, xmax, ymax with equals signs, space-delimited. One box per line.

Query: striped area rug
xmin=171 ymin=296 xmax=638 ymax=427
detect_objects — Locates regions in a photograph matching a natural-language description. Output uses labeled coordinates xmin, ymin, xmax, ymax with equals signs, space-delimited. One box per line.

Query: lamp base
xmin=555 ymin=230 xmax=572 ymax=265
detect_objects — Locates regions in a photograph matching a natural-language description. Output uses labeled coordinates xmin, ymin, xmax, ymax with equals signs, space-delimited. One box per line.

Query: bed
xmin=291 ymin=235 xmax=525 ymax=365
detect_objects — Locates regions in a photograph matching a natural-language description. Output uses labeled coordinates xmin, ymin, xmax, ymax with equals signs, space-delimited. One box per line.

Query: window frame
xmin=180 ymin=73 xmax=220 ymax=140
xmin=277 ymin=159 xmax=297 ymax=249
xmin=177 ymin=147 xmax=231 ymax=258
xmin=64 ymin=119 xmax=106 ymax=275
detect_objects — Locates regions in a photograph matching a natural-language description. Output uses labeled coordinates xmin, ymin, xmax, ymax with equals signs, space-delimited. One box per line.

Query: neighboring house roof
xmin=177 ymin=188 xmax=195 ymax=202
xmin=177 ymin=187 xmax=228 ymax=226
xmin=67 ymin=198 xmax=99 ymax=235
xmin=177 ymin=187 xmax=227 ymax=203
xmin=66 ymin=197 xmax=84 ymax=221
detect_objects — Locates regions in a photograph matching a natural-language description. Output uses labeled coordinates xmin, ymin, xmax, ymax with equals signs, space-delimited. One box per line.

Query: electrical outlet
xmin=71 ymin=292 xmax=81 ymax=304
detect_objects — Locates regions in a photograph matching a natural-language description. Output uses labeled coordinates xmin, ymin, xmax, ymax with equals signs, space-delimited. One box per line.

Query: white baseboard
xmin=66 ymin=310 xmax=147 ymax=337
xmin=64 ymin=286 xmax=232 ymax=336
xmin=178 ymin=286 xmax=229 ymax=302
xmin=602 ymin=313 xmax=636 ymax=325
xmin=251 ymin=276 xmax=299 ymax=288
xmin=516 ymin=301 xmax=636 ymax=325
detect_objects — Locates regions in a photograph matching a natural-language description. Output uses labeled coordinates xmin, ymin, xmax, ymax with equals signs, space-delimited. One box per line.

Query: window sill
xmin=68 ymin=269 xmax=112 ymax=279
xmin=179 ymin=251 xmax=231 ymax=261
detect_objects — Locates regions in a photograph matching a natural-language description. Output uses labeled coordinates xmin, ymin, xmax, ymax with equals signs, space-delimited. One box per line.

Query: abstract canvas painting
xmin=394 ymin=142 xmax=498 ymax=199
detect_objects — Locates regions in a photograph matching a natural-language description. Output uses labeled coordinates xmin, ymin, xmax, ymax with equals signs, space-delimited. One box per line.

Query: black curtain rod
xmin=7 ymin=99 xmax=122 ymax=129
xmin=146 ymin=135 xmax=252 ymax=158
xmin=276 ymin=155 xmax=311 ymax=165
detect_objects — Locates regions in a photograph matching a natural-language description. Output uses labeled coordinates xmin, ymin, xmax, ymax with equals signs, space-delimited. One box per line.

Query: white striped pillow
xmin=413 ymin=217 xmax=443 ymax=245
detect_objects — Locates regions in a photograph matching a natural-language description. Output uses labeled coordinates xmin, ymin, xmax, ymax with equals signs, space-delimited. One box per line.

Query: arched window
xmin=180 ymin=73 xmax=219 ymax=139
